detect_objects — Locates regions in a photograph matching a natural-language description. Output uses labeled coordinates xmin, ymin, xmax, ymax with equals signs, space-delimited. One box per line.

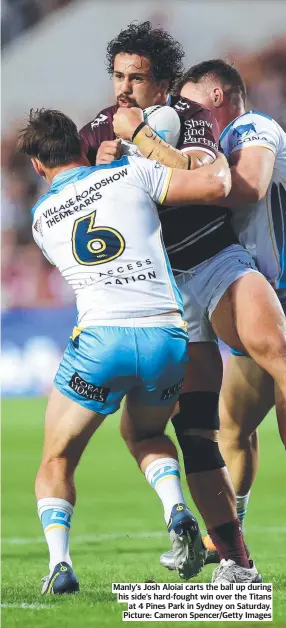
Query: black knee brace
xmin=172 ymin=392 xmax=225 ymax=474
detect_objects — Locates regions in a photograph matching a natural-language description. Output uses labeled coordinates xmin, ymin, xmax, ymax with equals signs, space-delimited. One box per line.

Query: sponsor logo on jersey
xmin=233 ymin=135 xmax=269 ymax=147
xmin=161 ymin=379 xmax=183 ymax=401
xmin=183 ymin=135 xmax=218 ymax=150
xmin=69 ymin=372 xmax=109 ymax=402
xmin=174 ymin=100 xmax=190 ymax=112
xmin=183 ymin=119 xmax=217 ymax=147
xmin=42 ymin=168 xmax=128 ymax=228
xmin=91 ymin=113 xmax=108 ymax=129
xmin=232 ymin=122 xmax=256 ymax=137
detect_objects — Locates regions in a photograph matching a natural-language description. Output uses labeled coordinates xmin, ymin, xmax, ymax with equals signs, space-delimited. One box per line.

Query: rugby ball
xmin=121 ymin=105 xmax=181 ymax=156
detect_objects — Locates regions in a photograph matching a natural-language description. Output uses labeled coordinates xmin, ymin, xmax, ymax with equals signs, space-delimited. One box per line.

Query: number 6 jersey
xmin=31 ymin=156 xmax=184 ymax=326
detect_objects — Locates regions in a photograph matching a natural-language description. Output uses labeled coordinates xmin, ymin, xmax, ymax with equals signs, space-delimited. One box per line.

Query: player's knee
xmin=172 ymin=392 xmax=225 ymax=473
xmin=39 ymin=454 xmax=76 ymax=478
xmin=243 ymin=329 xmax=286 ymax=363
xmin=219 ymin=418 xmax=254 ymax=449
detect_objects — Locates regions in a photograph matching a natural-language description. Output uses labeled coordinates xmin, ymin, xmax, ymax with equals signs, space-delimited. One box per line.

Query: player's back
xmin=221 ymin=111 xmax=286 ymax=288
xmin=32 ymin=156 xmax=183 ymax=326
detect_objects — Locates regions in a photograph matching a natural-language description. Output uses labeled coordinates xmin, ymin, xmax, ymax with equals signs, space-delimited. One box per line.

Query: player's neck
xmin=216 ymin=105 xmax=245 ymax=134
xmin=45 ymin=157 xmax=89 ymax=185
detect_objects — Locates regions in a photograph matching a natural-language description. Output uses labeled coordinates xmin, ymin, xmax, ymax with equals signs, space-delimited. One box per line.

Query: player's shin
xmin=173 ymin=392 xmax=249 ymax=567
xmin=37 ymin=497 xmax=73 ymax=573
xmin=173 ymin=392 xmax=237 ymax=526
xmin=142 ymin=437 xmax=206 ymax=579
xmin=144 ymin=454 xmax=186 ymax=523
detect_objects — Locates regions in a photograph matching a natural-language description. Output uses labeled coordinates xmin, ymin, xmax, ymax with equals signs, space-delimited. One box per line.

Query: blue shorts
xmin=54 ymin=325 xmax=188 ymax=414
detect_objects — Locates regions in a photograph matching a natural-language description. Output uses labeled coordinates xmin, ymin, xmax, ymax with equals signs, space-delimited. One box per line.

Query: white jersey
xmin=31 ymin=156 xmax=183 ymax=326
xmin=220 ymin=110 xmax=286 ymax=288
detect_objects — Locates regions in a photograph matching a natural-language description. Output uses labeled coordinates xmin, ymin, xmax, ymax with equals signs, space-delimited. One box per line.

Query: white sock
xmin=37 ymin=497 xmax=73 ymax=573
xmin=236 ymin=492 xmax=251 ymax=527
xmin=145 ymin=457 xmax=186 ymax=524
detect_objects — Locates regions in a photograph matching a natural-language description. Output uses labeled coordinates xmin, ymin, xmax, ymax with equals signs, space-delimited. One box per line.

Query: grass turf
xmin=1 ymin=398 xmax=285 ymax=627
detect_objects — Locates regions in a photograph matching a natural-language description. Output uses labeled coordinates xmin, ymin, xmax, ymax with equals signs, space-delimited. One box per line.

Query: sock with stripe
xmin=208 ymin=519 xmax=249 ymax=568
xmin=145 ymin=457 xmax=186 ymax=524
xmin=37 ymin=497 xmax=73 ymax=573
xmin=236 ymin=492 xmax=251 ymax=527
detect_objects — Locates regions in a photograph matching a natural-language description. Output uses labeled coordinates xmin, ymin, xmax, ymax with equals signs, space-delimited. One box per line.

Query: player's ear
xmin=211 ymin=86 xmax=224 ymax=108
xmin=31 ymin=157 xmax=46 ymax=178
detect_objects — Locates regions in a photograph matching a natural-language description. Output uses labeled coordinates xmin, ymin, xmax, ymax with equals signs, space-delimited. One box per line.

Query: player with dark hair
xmin=111 ymin=51 xmax=286 ymax=581
xmin=105 ymin=20 xmax=184 ymax=92
xmin=20 ymin=107 xmax=232 ymax=593
xmin=80 ymin=22 xmax=273 ymax=584
xmin=170 ymin=58 xmax=286 ymax=561
xmin=81 ymin=21 xmax=217 ymax=172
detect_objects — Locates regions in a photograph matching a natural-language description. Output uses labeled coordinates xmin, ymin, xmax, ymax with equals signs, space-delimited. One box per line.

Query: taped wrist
xmin=172 ymin=392 xmax=225 ymax=474
xmin=132 ymin=123 xmax=191 ymax=169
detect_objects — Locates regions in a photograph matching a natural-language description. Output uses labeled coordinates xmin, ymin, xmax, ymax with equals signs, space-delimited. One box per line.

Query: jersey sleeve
xmin=80 ymin=106 xmax=117 ymax=165
xmin=129 ymin=157 xmax=173 ymax=204
xmin=175 ymin=100 xmax=219 ymax=159
xmin=221 ymin=112 xmax=281 ymax=158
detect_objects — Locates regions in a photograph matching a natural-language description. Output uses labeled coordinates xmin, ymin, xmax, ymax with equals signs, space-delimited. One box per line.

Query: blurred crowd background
xmin=1 ymin=0 xmax=286 ymax=394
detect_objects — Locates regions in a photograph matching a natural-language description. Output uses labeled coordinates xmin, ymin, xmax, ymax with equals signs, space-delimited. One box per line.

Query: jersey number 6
xmin=72 ymin=210 xmax=125 ymax=265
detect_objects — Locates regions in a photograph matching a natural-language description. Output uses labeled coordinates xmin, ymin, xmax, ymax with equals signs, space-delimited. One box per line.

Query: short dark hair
xmin=177 ymin=59 xmax=246 ymax=104
xmin=106 ymin=21 xmax=185 ymax=91
xmin=18 ymin=108 xmax=82 ymax=167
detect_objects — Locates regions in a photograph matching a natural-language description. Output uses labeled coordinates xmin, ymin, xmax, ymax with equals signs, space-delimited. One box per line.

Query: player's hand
xmin=96 ymin=139 xmax=122 ymax=165
xmin=113 ymin=107 xmax=143 ymax=141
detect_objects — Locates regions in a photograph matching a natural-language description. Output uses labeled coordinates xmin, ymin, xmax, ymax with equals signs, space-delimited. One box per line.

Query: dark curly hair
xmin=106 ymin=21 xmax=185 ymax=91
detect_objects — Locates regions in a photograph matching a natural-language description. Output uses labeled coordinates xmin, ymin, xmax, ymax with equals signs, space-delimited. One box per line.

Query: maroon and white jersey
xmin=80 ymin=97 xmax=237 ymax=271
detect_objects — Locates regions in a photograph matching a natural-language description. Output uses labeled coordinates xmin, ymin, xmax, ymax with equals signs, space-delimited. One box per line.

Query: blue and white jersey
xmin=221 ymin=111 xmax=286 ymax=288
xmin=31 ymin=156 xmax=183 ymax=326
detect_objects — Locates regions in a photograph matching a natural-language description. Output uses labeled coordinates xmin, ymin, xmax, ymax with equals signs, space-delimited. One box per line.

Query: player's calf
xmin=36 ymin=387 xmax=105 ymax=592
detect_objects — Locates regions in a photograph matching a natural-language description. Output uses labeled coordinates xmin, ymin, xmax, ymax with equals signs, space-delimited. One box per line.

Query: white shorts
xmin=176 ymin=244 xmax=259 ymax=343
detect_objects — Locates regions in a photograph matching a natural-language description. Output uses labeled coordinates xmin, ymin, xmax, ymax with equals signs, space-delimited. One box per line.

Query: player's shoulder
xmin=31 ymin=191 xmax=54 ymax=219
xmin=221 ymin=110 xmax=278 ymax=142
xmin=80 ymin=104 xmax=117 ymax=135
xmin=31 ymin=166 xmax=98 ymax=218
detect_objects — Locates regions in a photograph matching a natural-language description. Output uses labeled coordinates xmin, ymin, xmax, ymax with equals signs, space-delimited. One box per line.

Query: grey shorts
xmin=175 ymin=244 xmax=259 ymax=343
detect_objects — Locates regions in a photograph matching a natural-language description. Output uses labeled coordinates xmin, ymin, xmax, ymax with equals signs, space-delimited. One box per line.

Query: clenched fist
xmin=96 ymin=139 xmax=122 ymax=165
xmin=113 ymin=107 xmax=144 ymax=141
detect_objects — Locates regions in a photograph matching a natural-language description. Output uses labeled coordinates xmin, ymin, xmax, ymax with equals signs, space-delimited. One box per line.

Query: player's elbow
xmin=206 ymin=171 xmax=232 ymax=203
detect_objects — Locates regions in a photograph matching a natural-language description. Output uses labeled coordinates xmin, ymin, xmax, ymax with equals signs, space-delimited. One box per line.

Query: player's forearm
xmin=133 ymin=123 xmax=208 ymax=170
xmin=217 ymin=165 xmax=268 ymax=209
xmin=165 ymin=153 xmax=231 ymax=205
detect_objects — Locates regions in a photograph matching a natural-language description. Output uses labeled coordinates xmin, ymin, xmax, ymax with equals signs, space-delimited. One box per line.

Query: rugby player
xmin=81 ymin=21 xmax=265 ymax=583
xmin=175 ymin=59 xmax=286 ymax=555
xmin=18 ymin=108 xmax=231 ymax=593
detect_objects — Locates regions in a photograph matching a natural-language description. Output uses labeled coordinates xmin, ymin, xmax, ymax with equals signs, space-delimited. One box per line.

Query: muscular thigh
xmin=121 ymin=396 xmax=176 ymax=442
xmin=184 ymin=342 xmax=223 ymax=393
xmin=43 ymin=386 xmax=105 ymax=461
xmin=211 ymin=272 xmax=286 ymax=355
xmin=219 ymin=354 xmax=274 ymax=436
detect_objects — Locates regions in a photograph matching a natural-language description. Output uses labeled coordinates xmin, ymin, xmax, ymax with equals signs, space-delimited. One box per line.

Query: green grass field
xmin=1 ymin=399 xmax=285 ymax=627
